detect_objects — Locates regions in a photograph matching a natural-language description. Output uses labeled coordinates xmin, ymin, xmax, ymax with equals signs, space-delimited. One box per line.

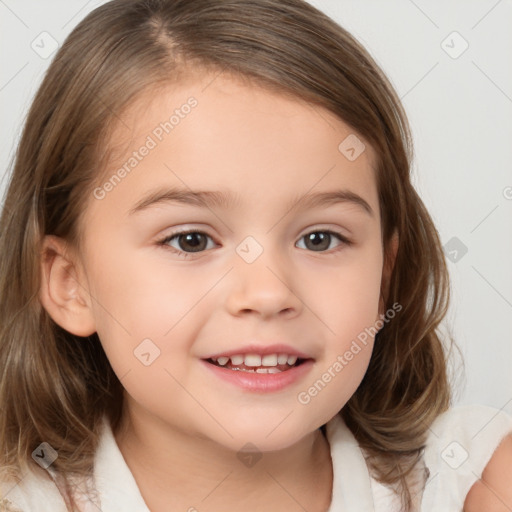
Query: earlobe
xmin=39 ymin=235 xmax=96 ymax=337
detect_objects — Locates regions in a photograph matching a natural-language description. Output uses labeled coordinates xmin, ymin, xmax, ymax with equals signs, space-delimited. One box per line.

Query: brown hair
xmin=0 ymin=0 xmax=459 ymax=510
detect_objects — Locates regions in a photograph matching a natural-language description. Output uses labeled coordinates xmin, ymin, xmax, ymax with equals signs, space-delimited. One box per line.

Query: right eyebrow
xmin=128 ymin=186 xmax=374 ymax=218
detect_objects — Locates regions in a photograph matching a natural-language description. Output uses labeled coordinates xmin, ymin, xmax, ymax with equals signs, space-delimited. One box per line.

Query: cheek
xmin=84 ymin=231 xmax=383 ymax=399
xmin=298 ymin=245 xmax=382 ymax=409
xmin=309 ymin=243 xmax=383 ymax=336
xmin=85 ymin=243 xmax=209 ymax=378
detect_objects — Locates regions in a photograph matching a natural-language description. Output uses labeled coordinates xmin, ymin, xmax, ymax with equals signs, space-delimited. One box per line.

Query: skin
xmin=40 ymin=69 xmax=402 ymax=511
xmin=463 ymin=433 xmax=512 ymax=511
xmin=39 ymin=69 xmax=512 ymax=511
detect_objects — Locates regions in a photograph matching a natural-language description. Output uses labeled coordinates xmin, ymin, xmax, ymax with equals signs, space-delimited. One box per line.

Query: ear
xmin=39 ymin=235 xmax=96 ymax=337
xmin=378 ymin=230 xmax=399 ymax=317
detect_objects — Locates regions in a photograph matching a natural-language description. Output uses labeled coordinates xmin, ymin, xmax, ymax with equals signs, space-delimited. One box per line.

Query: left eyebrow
xmin=128 ymin=186 xmax=374 ymax=218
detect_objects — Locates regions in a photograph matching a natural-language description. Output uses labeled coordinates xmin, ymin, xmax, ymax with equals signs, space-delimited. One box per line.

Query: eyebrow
xmin=128 ymin=186 xmax=374 ymax=217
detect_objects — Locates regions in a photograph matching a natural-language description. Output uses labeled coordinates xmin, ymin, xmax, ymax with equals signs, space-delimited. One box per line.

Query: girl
xmin=0 ymin=0 xmax=511 ymax=511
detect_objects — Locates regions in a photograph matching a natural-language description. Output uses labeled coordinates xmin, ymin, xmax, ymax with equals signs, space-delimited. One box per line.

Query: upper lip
xmin=203 ymin=343 xmax=313 ymax=360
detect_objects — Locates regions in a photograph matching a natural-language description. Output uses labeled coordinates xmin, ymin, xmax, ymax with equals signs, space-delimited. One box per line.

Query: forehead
xmin=90 ymin=71 xmax=379 ymax=222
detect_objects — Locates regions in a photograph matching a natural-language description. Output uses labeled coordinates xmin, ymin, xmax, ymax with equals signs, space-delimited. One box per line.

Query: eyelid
xmin=156 ymin=228 xmax=218 ymax=257
xmin=156 ymin=225 xmax=353 ymax=258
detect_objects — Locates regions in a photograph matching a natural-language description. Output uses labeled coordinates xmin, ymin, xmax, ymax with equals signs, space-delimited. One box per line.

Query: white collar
xmin=93 ymin=416 xmax=150 ymax=511
xmin=91 ymin=405 xmax=512 ymax=512
xmin=324 ymin=413 xmax=375 ymax=511
xmin=92 ymin=413 xmax=372 ymax=512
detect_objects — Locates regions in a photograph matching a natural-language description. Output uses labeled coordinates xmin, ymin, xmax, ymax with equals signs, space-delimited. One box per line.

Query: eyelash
xmin=156 ymin=229 xmax=353 ymax=259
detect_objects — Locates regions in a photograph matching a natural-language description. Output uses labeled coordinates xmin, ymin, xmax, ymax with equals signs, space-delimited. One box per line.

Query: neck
xmin=114 ymin=401 xmax=333 ymax=512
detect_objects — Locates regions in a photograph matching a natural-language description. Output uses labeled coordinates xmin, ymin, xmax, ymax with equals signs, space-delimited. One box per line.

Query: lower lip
xmin=201 ymin=359 xmax=314 ymax=392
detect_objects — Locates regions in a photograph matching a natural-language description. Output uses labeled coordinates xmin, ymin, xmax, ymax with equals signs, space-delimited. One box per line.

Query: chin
xmin=212 ymin=421 xmax=312 ymax=454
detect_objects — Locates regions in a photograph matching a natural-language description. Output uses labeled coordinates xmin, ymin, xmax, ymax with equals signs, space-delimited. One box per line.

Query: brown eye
xmin=296 ymin=230 xmax=351 ymax=252
xmin=159 ymin=231 xmax=215 ymax=256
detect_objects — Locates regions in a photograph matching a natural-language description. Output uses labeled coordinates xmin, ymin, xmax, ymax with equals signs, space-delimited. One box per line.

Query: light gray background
xmin=1 ymin=0 xmax=511 ymax=412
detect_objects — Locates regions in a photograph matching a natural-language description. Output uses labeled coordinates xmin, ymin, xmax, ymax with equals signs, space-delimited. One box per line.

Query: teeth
xmin=230 ymin=355 xmax=244 ymax=365
xmin=277 ymin=354 xmax=289 ymax=364
xmin=231 ymin=367 xmax=283 ymax=373
xmin=287 ymin=355 xmax=298 ymax=365
xmin=211 ymin=353 xmax=303 ymax=368
xmin=256 ymin=367 xmax=282 ymax=374
xmin=244 ymin=354 xmax=261 ymax=367
xmin=261 ymin=354 xmax=278 ymax=366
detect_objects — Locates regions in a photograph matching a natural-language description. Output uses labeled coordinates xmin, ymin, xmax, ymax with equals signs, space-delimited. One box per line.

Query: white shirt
xmin=1 ymin=404 xmax=511 ymax=511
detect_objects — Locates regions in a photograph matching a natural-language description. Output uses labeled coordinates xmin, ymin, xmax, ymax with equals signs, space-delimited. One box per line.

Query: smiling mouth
xmin=205 ymin=356 xmax=309 ymax=374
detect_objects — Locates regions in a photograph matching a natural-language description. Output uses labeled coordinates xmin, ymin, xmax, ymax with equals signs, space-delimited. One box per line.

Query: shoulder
xmin=464 ymin=432 xmax=512 ymax=511
xmin=0 ymin=465 xmax=67 ymax=512
xmin=426 ymin=403 xmax=512 ymax=452
xmin=420 ymin=404 xmax=512 ymax=511
xmin=0 ymin=496 xmax=24 ymax=512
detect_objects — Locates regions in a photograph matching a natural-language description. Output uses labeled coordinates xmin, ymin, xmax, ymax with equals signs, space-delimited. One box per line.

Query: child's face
xmin=74 ymin=71 xmax=387 ymax=451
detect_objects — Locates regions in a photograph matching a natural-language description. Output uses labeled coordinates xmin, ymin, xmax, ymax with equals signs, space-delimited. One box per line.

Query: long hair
xmin=0 ymin=1 xmax=458 ymax=509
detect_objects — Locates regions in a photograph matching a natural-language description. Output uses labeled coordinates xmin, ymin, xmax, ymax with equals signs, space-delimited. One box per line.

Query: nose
xmin=224 ymin=250 xmax=303 ymax=320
